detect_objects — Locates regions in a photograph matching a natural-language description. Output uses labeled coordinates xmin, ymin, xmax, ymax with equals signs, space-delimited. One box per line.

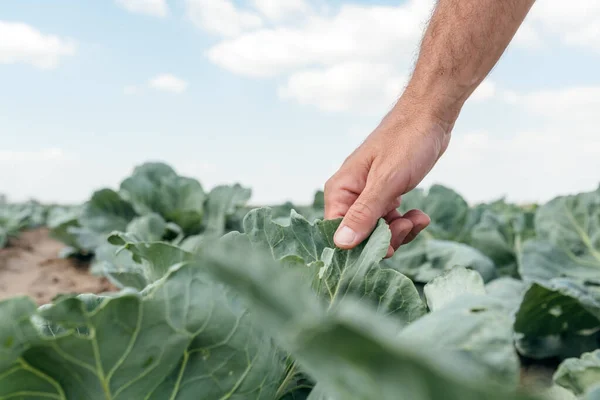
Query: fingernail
xmin=334 ymin=226 xmax=356 ymax=246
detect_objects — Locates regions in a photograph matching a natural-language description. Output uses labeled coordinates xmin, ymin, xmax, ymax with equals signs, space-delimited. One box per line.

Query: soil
xmin=0 ymin=228 xmax=115 ymax=305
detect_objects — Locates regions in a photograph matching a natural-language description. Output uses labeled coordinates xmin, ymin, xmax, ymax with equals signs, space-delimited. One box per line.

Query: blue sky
xmin=1 ymin=0 xmax=599 ymax=206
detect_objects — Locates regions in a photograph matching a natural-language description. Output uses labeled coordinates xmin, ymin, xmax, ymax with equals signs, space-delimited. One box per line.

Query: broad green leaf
xmin=0 ymin=262 xmax=284 ymax=399
xmin=520 ymin=187 xmax=600 ymax=304
xmin=54 ymin=188 xmax=138 ymax=253
xmin=179 ymin=234 xmax=205 ymax=253
xmin=91 ymin=243 xmax=147 ymax=290
xmin=517 ymin=188 xmax=600 ymax=351
xmin=385 ymin=236 xmax=496 ymax=283
xmin=79 ymin=189 xmax=137 ymax=236
xmin=587 ymin=385 xmax=600 ymax=400
xmin=243 ymin=208 xmax=426 ymax=324
xmin=485 ymin=277 xmax=527 ymax=315
xmin=47 ymin=206 xmax=84 ymax=250
xmin=198 ymin=238 xmax=537 ymax=400
xmin=468 ymin=210 xmax=531 ymax=277
xmin=119 ymin=162 xmax=206 ymax=235
xmin=554 ymin=350 xmax=600 ymax=396
xmin=514 ymin=282 xmax=600 ymax=337
xmin=538 ymin=385 xmax=578 ymax=400
xmin=532 ymin=187 xmax=600 ymax=264
xmin=423 ymin=267 xmax=486 ymax=311
xmin=107 ymin=232 xmax=193 ymax=286
xmin=400 ymin=292 xmax=520 ymax=387
xmin=306 ymin=384 xmax=329 ymax=400
xmin=516 ymin=332 xmax=600 ymax=361
xmin=0 ymin=297 xmax=62 ymax=397
xmin=401 ymin=185 xmax=469 ymax=239
xmin=202 ymin=184 xmax=251 ymax=236
xmin=125 ymin=213 xmax=168 ymax=241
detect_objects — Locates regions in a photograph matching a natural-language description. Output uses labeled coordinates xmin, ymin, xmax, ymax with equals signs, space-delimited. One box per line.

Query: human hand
xmin=324 ymin=100 xmax=454 ymax=258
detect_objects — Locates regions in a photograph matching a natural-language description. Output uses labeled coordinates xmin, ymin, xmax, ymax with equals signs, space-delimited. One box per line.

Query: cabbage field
xmin=0 ymin=161 xmax=598 ymax=400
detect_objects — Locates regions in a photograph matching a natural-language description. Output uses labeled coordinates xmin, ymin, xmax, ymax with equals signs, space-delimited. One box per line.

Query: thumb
xmin=333 ymin=185 xmax=388 ymax=249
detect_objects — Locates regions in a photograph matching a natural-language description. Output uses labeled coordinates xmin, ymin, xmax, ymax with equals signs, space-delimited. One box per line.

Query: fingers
xmin=389 ymin=217 xmax=415 ymax=250
xmin=333 ymin=183 xmax=389 ymax=249
xmin=324 ymin=163 xmax=369 ymax=221
xmin=401 ymin=209 xmax=431 ymax=244
xmin=324 ymin=154 xmax=424 ymax=252
xmin=324 ymin=184 xmax=358 ymax=220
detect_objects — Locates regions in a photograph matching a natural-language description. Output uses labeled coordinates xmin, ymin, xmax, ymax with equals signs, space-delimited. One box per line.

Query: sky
xmin=1 ymin=0 xmax=599 ymax=206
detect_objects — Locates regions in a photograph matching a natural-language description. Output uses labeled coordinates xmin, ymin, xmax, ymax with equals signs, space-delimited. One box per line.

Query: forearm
xmin=399 ymin=0 xmax=535 ymax=125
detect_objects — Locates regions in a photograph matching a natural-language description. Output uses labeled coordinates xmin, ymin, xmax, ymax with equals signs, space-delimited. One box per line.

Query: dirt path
xmin=0 ymin=228 xmax=114 ymax=305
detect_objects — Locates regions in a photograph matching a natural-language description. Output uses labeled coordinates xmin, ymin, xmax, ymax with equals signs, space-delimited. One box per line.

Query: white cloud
xmin=115 ymin=0 xmax=168 ymax=17
xmin=529 ymin=0 xmax=600 ymax=50
xmin=0 ymin=21 xmax=76 ymax=69
xmin=424 ymin=129 xmax=600 ymax=204
xmin=469 ymin=80 xmax=496 ymax=102
xmin=148 ymin=74 xmax=188 ymax=93
xmin=251 ymin=0 xmax=309 ymax=21
xmin=186 ymin=0 xmax=263 ymax=37
xmin=508 ymin=86 xmax=600 ymax=121
xmin=512 ymin=22 xmax=543 ymax=48
xmin=424 ymin=85 xmax=600 ymax=204
xmin=279 ymin=62 xmax=406 ymax=114
xmin=207 ymin=0 xmax=434 ymax=77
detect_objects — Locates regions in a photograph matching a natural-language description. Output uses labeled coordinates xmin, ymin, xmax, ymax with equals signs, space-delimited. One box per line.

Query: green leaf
xmin=119 ymin=162 xmax=206 ymax=235
xmin=0 ymin=262 xmax=284 ymax=399
xmin=198 ymin=238 xmax=537 ymax=400
xmin=202 ymin=184 xmax=251 ymax=236
xmin=520 ymin=187 xmax=600 ymax=305
xmin=516 ymin=332 xmax=600 ymax=361
xmin=423 ymin=267 xmax=486 ymax=311
xmin=179 ymin=234 xmax=206 ymax=253
xmin=47 ymin=206 xmax=84 ymax=250
xmin=587 ymin=385 xmax=600 ymax=400
xmin=0 ymin=297 xmax=63 ymax=397
xmin=385 ymin=236 xmax=496 ymax=283
xmin=107 ymin=232 xmax=193 ymax=286
xmin=468 ymin=210 xmax=527 ymax=277
xmin=404 ymin=271 xmax=520 ymax=387
xmin=485 ymin=277 xmax=527 ymax=315
xmin=554 ymin=350 xmax=600 ymax=396
xmin=401 ymin=185 xmax=469 ymax=239
xmin=514 ymin=282 xmax=600 ymax=337
xmin=516 ymin=188 xmax=600 ymax=352
xmin=79 ymin=189 xmax=137 ymax=236
xmin=126 ymin=213 xmax=169 ymax=242
xmin=243 ymin=208 xmax=426 ymax=324
xmin=54 ymin=189 xmax=138 ymax=253
xmin=91 ymin=243 xmax=147 ymax=290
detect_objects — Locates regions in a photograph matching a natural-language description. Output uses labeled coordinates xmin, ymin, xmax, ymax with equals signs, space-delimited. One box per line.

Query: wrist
xmin=398 ymin=80 xmax=465 ymax=129
xmin=382 ymin=85 xmax=458 ymax=146
xmin=376 ymin=92 xmax=454 ymax=160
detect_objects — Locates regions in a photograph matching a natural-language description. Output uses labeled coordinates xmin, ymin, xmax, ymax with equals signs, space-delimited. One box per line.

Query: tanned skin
xmin=324 ymin=0 xmax=537 ymax=257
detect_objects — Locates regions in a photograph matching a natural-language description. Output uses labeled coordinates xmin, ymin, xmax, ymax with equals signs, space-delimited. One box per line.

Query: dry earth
xmin=0 ymin=228 xmax=114 ymax=304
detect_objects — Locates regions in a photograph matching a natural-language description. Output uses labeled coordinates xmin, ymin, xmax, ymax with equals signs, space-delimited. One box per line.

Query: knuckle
xmin=324 ymin=176 xmax=338 ymax=194
xmin=346 ymin=201 xmax=376 ymax=226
